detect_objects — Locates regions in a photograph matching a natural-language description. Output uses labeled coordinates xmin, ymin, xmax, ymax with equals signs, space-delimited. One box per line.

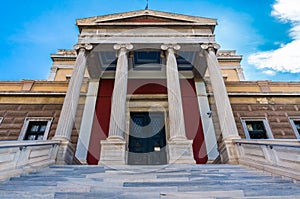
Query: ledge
xmin=0 ymin=140 xmax=61 ymax=148
xmin=233 ymin=139 xmax=300 ymax=148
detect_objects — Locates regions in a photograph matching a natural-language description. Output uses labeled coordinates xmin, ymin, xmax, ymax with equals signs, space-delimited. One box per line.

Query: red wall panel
xmin=128 ymin=79 xmax=167 ymax=94
xmin=88 ymin=78 xmax=207 ymax=164
xmin=87 ymin=79 xmax=114 ymax=165
xmin=180 ymin=79 xmax=207 ymax=164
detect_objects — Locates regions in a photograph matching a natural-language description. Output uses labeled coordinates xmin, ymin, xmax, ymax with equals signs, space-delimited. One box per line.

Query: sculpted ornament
xmin=200 ymin=43 xmax=221 ymax=53
xmin=113 ymin=43 xmax=133 ymax=51
xmin=161 ymin=43 xmax=181 ymax=51
xmin=73 ymin=43 xmax=93 ymax=52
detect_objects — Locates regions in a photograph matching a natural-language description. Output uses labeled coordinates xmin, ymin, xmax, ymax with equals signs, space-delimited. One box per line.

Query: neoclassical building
xmin=0 ymin=10 xmax=299 ymax=173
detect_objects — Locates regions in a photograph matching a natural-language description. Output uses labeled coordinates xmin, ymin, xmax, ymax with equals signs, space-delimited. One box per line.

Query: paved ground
xmin=0 ymin=164 xmax=299 ymax=198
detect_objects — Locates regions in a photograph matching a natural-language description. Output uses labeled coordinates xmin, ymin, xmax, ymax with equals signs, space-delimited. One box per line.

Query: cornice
xmin=76 ymin=9 xmax=217 ymax=26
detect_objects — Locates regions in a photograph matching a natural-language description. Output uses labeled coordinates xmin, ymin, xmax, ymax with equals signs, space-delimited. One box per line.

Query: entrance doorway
xmin=128 ymin=112 xmax=167 ymax=165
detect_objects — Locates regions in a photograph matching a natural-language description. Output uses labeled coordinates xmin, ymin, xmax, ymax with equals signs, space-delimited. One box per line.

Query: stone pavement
xmin=0 ymin=164 xmax=299 ymax=198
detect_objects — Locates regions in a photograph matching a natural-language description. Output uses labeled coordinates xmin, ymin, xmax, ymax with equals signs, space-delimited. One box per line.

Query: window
xmin=241 ymin=118 xmax=273 ymax=139
xmin=133 ymin=51 xmax=162 ymax=70
xmin=176 ymin=51 xmax=194 ymax=71
xmin=99 ymin=51 xmax=117 ymax=71
xmin=289 ymin=118 xmax=300 ymax=139
xmin=19 ymin=117 xmax=53 ymax=141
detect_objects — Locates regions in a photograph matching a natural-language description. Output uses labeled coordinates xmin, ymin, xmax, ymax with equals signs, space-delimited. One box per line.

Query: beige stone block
xmin=43 ymin=104 xmax=62 ymax=110
xmin=18 ymin=105 xmax=44 ymax=111
xmin=1 ymin=123 xmax=23 ymax=129
xmin=99 ymin=139 xmax=126 ymax=165
xmin=0 ymin=105 xmax=19 ymax=111
xmin=5 ymin=111 xmax=27 ymax=117
xmin=167 ymin=139 xmax=195 ymax=164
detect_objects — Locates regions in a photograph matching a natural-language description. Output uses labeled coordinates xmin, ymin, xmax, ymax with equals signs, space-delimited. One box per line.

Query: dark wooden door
xmin=128 ymin=112 xmax=167 ymax=165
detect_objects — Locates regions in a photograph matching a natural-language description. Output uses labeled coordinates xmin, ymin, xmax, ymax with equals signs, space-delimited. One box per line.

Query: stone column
xmin=201 ymin=43 xmax=240 ymax=163
xmin=99 ymin=43 xmax=133 ymax=165
xmin=53 ymin=43 xmax=93 ymax=164
xmin=75 ymin=80 xmax=100 ymax=164
xmin=161 ymin=44 xmax=195 ymax=164
xmin=107 ymin=43 xmax=133 ymax=139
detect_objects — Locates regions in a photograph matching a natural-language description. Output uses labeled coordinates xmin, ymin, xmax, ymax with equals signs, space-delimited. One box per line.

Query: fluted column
xmin=99 ymin=43 xmax=132 ymax=165
xmin=201 ymin=43 xmax=240 ymax=163
xmin=54 ymin=43 xmax=93 ymax=140
xmin=161 ymin=44 xmax=195 ymax=164
xmin=53 ymin=43 xmax=92 ymax=165
xmin=161 ymin=44 xmax=186 ymax=140
xmin=108 ymin=43 xmax=133 ymax=139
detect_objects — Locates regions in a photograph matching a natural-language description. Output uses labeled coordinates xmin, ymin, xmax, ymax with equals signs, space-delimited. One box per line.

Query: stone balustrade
xmin=0 ymin=140 xmax=60 ymax=181
xmin=234 ymin=139 xmax=300 ymax=180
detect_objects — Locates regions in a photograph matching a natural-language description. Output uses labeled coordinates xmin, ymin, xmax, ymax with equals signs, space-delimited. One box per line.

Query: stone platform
xmin=0 ymin=164 xmax=299 ymax=198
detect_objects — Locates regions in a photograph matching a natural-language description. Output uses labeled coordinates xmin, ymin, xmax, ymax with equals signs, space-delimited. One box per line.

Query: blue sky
xmin=0 ymin=0 xmax=299 ymax=81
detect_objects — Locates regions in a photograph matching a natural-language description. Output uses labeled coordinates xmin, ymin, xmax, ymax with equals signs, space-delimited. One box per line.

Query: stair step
xmin=160 ymin=190 xmax=245 ymax=198
xmin=54 ymin=192 xmax=123 ymax=199
xmin=0 ymin=164 xmax=298 ymax=198
xmin=0 ymin=192 xmax=54 ymax=199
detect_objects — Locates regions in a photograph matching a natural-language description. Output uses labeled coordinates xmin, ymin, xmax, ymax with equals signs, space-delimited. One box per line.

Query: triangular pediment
xmin=76 ymin=9 xmax=217 ymax=26
xmin=100 ymin=15 xmax=189 ymax=24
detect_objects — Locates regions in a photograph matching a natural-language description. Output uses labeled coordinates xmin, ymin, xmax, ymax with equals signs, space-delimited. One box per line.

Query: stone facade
xmin=0 ymin=81 xmax=87 ymax=149
xmin=0 ymin=9 xmax=299 ymax=166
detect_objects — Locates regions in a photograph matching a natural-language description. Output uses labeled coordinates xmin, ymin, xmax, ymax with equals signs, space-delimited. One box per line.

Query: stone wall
xmin=206 ymin=81 xmax=300 ymax=140
xmin=232 ymin=101 xmax=299 ymax=139
xmin=0 ymin=102 xmax=84 ymax=149
xmin=0 ymin=104 xmax=62 ymax=140
xmin=0 ymin=81 xmax=88 ymax=150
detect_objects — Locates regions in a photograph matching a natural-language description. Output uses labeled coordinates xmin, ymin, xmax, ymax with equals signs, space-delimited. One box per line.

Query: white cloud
xmin=247 ymin=0 xmax=300 ymax=74
xmin=262 ymin=70 xmax=276 ymax=76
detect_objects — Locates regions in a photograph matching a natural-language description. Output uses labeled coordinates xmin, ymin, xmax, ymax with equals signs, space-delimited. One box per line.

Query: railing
xmin=0 ymin=140 xmax=60 ymax=181
xmin=234 ymin=139 xmax=300 ymax=180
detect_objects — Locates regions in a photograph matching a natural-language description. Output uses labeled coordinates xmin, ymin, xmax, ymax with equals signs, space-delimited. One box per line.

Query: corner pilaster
xmin=201 ymin=43 xmax=240 ymax=164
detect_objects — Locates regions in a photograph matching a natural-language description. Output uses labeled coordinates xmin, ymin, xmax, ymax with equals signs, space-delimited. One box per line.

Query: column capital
xmin=161 ymin=43 xmax=181 ymax=51
xmin=73 ymin=43 xmax=93 ymax=52
xmin=113 ymin=43 xmax=133 ymax=51
xmin=200 ymin=43 xmax=220 ymax=53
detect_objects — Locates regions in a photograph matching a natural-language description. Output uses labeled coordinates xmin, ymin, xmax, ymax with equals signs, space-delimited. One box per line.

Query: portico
xmin=54 ymin=9 xmax=240 ymax=165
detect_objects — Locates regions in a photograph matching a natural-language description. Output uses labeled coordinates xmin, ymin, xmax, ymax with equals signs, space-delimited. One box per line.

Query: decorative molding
xmin=200 ymin=43 xmax=220 ymax=53
xmin=77 ymin=9 xmax=217 ymax=26
xmin=161 ymin=43 xmax=181 ymax=51
xmin=0 ymin=92 xmax=66 ymax=96
xmin=201 ymin=43 xmax=220 ymax=55
xmin=113 ymin=43 xmax=133 ymax=51
xmin=73 ymin=43 xmax=93 ymax=52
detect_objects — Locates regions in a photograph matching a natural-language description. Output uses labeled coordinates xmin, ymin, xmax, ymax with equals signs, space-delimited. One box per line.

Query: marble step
xmin=0 ymin=192 xmax=54 ymax=199
xmin=1 ymin=164 xmax=299 ymax=199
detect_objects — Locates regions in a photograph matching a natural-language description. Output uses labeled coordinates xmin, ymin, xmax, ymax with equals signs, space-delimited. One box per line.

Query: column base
xmin=55 ymin=139 xmax=81 ymax=165
xmin=167 ymin=138 xmax=196 ymax=164
xmin=218 ymin=138 xmax=239 ymax=164
xmin=99 ymin=138 xmax=126 ymax=165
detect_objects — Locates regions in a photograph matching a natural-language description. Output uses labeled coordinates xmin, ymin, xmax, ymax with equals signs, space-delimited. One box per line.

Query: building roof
xmin=76 ymin=9 xmax=217 ymax=28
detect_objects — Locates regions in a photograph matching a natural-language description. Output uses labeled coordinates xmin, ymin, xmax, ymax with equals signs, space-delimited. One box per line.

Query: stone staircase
xmin=0 ymin=164 xmax=299 ymax=198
